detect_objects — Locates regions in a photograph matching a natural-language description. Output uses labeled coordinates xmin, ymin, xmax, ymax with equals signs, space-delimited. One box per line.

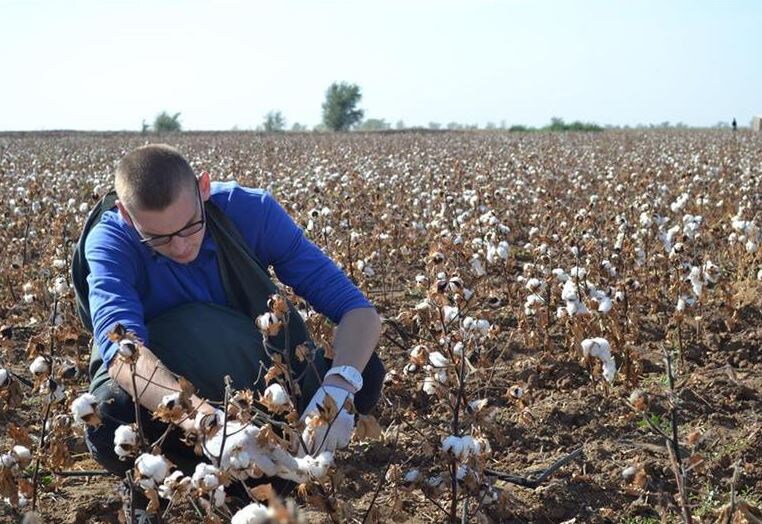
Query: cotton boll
xmin=213 ymin=485 xmax=226 ymax=507
xmin=71 ymin=392 xmax=98 ymax=424
xmin=526 ymin=278 xmax=543 ymax=292
xmin=470 ymin=255 xmax=486 ymax=277
xmin=422 ymin=377 xmax=438 ymax=395
xmin=552 ymin=268 xmax=569 ymax=282
xmin=114 ymin=424 xmax=138 ymax=459
xmin=30 ymin=356 xmax=50 ymax=377
xmin=11 ymin=446 xmax=31 ymax=467
xmin=687 ymin=266 xmax=703 ymax=298
xmin=263 ymin=383 xmax=290 ymax=408
xmin=231 ymin=503 xmax=273 ymax=524
xmin=192 ymin=463 xmax=221 ymax=491
xmin=581 ymin=338 xmax=616 ymax=383
xmin=404 ymin=469 xmax=422 ymax=484
xmin=441 ymin=436 xmax=464 ymax=458
xmin=428 ymin=352 xmax=448 ymax=368
xmin=597 ymin=296 xmax=613 ymax=314
xmin=442 ymin=305 xmax=459 ymax=323
xmin=135 ymin=453 xmax=171 ymax=489
xmin=561 ymin=280 xmax=579 ymax=302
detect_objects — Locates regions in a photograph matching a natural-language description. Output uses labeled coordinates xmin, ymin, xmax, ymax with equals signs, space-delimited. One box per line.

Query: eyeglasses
xmin=130 ymin=183 xmax=206 ymax=248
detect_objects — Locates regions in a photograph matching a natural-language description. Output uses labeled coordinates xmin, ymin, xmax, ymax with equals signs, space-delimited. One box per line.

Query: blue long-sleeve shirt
xmin=85 ymin=181 xmax=372 ymax=367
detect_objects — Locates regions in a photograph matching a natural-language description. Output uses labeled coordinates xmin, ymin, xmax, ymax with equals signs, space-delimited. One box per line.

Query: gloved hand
xmin=300 ymin=385 xmax=355 ymax=455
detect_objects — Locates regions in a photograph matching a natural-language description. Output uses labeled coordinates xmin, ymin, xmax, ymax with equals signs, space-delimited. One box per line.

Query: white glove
xmin=300 ymin=385 xmax=355 ymax=455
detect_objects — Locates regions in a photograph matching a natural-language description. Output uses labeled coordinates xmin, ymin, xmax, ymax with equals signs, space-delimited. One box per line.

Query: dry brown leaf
xmin=353 ymin=414 xmax=383 ymax=442
xmin=250 ymin=483 xmax=275 ymax=502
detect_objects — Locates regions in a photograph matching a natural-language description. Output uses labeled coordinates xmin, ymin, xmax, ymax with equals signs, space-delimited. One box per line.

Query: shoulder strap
xmin=71 ymin=190 xmax=118 ymax=333
xmin=204 ymin=200 xmax=314 ymax=369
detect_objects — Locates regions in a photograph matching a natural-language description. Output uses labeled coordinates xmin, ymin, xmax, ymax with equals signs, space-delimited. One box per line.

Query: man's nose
xmin=169 ymin=235 xmax=190 ymax=254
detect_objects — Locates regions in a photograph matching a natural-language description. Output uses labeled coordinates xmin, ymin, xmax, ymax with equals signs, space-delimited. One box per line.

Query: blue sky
xmin=1 ymin=0 xmax=760 ymax=130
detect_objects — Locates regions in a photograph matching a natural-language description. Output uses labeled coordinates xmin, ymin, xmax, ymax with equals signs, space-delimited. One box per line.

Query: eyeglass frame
xmin=126 ymin=181 xmax=206 ymax=248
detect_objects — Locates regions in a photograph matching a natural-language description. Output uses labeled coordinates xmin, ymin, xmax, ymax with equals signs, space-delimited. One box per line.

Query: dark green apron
xmin=86 ymin=198 xmax=324 ymax=409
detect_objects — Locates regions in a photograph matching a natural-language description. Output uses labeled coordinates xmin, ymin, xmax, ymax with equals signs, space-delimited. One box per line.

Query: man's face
xmin=127 ymin=183 xmax=207 ymax=264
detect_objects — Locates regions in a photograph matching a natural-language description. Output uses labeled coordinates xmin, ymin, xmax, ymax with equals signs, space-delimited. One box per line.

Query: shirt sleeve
xmin=225 ymin=187 xmax=373 ymax=323
xmin=85 ymin=218 xmax=148 ymax=368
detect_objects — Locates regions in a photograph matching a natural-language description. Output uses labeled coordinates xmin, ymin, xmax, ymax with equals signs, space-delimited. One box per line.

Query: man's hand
xmin=300 ymin=385 xmax=355 ymax=455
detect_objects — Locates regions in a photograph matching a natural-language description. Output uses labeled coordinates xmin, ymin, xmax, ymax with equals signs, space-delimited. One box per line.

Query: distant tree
xmin=446 ymin=122 xmax=463 ymax=130
xmin=485 ymin=122 xmax=496 ymax=130
xmin=509 ymin=124 xmax=530 ymax=132
xmin=545 ymin=117 xmax=602 ymax=132
xmin=263 ymin=111 xmax=286 ymax=132
xmin=395 ymin=120 xmax=405 ymax=130
xmin=291 ymin=122 xmax=307 ymax=132
xmin=499 ymin=120 xmax=507 ymax=129
xmin=322 ymin=82 xmax=364 ymax=131
xmin=313 ymin=123 xmax=328 ymax=132
xmin=358 ymin=118 xmax=390 ymax=131
xmin=141 ymin=119 xmax=149 ymax=134
xmin=153 ymin=111 xmax=182 ymax=133
xmin=428 ymin=122 xmax=441 ymax=130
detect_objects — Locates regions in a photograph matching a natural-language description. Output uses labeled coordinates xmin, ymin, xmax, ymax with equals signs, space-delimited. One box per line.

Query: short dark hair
xmin=115 ymin=144 xmax=196 ymax=212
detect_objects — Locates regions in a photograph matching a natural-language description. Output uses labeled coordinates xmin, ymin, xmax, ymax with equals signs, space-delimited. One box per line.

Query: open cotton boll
xmin=687 ymin=266 xmax=703 ymax=298
xmin=581 ymin=337 xmax=610 ymax=359
xmin=404 ymin=469 xmax=422 ymax=484
xmin=158 ymin=471 xmax=191 ymax=500
xmin=561 ymin=280 xmax=579 ymax=302
xmin=601 ymin=356 xmax=617 ymax=383
xmin=552 ymin=268 xmax=569 ymax=282
xmin=441 ymin=436 xmax=464 ymax=458
xmin=442 ymin=305 xmax=459 ymax=323
xmin=135 ymin=453 xmax=172 ymax=489
xmin=263 ymin=383 xmax=290 ymax=408
xmin=71 ymin=393 xmax=99 ymax=424
xmin=0 ymin=368 xmax=9 ymax=388
xmin=192 ymin=463 xmax=221 ymax=491
xmin=581 ymin=338 xmax=617 ymax=383
xmin=11 ymin=446 xmax=31 ymax=466
xmin=213 ymin=485 xmax=226 ymax=507
xmin=52 ymin=276 xmax=68 ymax=296
xmin=113 ymin=424 xmax=138 ymax=459
xmin=29 ymin=356 xmax=50 ymax=376
xmin=422 ymin=376 xmax=438 ymax=395
xmin=428 ymin=351 xmax=448 ymax=368
xmin=231 ymin=502 xmax=273 ymax=524
xmin=702 ymin=260 xmax=720 ymax=283
xmin=470 ymin=255 xmax=486 ymax=277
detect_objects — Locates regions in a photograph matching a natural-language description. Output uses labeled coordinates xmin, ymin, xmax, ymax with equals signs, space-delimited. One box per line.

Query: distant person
xmin=732 ymin=118 xmax=737 ymax=132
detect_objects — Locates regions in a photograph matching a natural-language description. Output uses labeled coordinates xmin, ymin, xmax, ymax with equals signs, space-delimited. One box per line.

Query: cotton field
xmin=0 ymin=130 xmax=761 ymax=523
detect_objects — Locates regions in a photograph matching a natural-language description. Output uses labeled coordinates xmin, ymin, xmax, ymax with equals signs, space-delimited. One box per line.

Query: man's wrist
xmin=323 ymin=374 xmax=356 ymax=393
xmin=324 ymin=365 xmax=363 ymax=394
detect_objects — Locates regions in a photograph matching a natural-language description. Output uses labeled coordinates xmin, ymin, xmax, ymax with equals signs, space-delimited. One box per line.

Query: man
xmin=81 ymin=144 xmax=384 ymax=482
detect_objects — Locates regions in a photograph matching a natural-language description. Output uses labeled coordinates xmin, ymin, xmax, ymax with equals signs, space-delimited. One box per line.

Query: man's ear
xmin=198 ymin=171 xmax=211 ymax=201
xmin=115 ymin=200 xmax=134 ymax=227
